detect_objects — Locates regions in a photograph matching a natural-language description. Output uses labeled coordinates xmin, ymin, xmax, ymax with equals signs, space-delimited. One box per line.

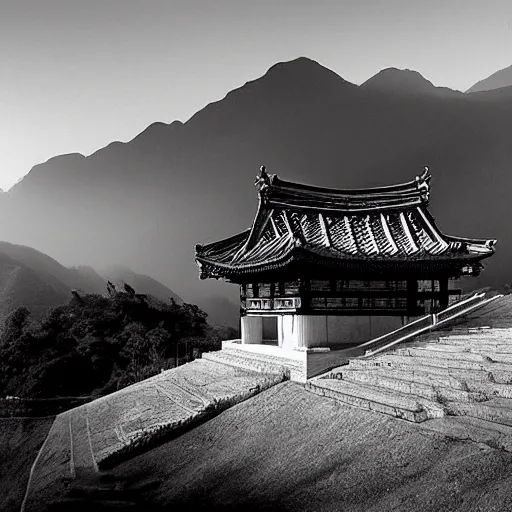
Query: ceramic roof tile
xmin=195 ymin=167 xmax=496 ymax=279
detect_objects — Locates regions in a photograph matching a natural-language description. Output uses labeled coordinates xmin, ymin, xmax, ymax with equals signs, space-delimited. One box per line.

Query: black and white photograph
xmin=2 ymin=1 xmax=512 ymax=510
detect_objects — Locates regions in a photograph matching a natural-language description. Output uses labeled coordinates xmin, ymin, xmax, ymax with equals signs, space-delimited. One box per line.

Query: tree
xmin=0 ymin=286 xmax=224 ymax=398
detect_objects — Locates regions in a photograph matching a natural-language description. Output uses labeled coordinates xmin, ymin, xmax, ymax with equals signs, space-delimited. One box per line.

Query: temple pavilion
xmin=195 ymin=166 xmax=496 ymax=350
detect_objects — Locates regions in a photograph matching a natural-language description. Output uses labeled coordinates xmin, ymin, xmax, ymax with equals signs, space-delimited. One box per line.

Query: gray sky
xmin=1 ymin=0 xmax=512 ymax=191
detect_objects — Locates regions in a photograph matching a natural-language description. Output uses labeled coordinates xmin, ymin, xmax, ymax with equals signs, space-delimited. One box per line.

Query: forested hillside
xmin=0 ymin=284 xmax=235 ymax=399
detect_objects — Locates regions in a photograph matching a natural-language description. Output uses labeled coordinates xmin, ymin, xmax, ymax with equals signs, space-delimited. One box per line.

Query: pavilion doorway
xmin=262 ymin=316 xmax=278 ymax=345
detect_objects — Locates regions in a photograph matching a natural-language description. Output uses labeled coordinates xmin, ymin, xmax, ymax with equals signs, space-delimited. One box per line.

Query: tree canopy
xmin=0 ymin=286 xmax=236 ymax=398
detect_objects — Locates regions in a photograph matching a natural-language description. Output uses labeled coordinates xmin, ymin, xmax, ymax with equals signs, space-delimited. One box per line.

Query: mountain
xmin=3 ymin=56 xmax=512 ymax=325
xmin=99 ymin=264 xmax=182 ymax=304
xmin=467 ymin=64 xmax=512 ymax=93
xmin=0 ymin=252 xmax=70 ymax=326
xmin=0 ymin=242 xmax=111 ymax=327
xmin=0 ymin=241 xmax=190 ymax=329
xmin=0 ymin=242 xmax=106 ymax=295
xmin=466 ymin=84 xmax=512 ymax=102
xmin=362 ymin=68 xmax=461 ymax=97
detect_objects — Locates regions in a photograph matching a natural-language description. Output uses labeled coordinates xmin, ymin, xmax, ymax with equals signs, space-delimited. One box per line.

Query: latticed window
xmin=259 ymin=283 xmax=272 ymax=297
xmin=283 ymin=281 xmax=300 ymax=295
xmin=310 ymin=280 xmax=331 ymax=292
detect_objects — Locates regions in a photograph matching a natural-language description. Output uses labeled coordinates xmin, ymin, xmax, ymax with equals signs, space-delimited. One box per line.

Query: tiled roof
xmin=195 ymin=167 xmax=496 ymax=279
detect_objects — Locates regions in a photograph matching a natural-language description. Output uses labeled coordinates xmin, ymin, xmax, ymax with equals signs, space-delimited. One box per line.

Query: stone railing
xmin=359 ymin=292 xmax=500 ymax=358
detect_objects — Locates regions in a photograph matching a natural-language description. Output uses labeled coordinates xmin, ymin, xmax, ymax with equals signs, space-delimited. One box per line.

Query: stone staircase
xmin=202 ymin=344 xmax=307 ymax=382
xmin=307 ymin=295 xmax=512 ymax=451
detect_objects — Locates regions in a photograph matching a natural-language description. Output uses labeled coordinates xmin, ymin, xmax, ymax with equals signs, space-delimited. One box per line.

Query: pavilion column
xmin=278 ymin=315 xmax=297 ymax=350
xmin=241 ymin=316 xmax=263 ymax=344
xmin=295 ymin=315 xmax=328 ymax=348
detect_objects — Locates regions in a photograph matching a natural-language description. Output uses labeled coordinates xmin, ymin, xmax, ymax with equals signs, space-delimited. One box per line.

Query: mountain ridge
xmin=1 ymin=56 xmax=512 ymax=326
xmin=0 ymin=241 xmax=190 ymax=328
xmin=466 ymin=64 xmax=512 ymax=93
xmin=361 ymin=67 xmax=462 ymax=97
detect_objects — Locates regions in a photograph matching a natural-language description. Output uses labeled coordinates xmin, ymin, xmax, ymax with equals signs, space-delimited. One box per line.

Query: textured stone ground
xmin=106 ymin=383 xmax=512 ymax=512
xmin=22 ymin=359 xmax=285 ymax=511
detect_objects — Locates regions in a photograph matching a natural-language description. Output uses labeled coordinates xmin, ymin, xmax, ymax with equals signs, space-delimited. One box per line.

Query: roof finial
xmin=415 ymin=166 xmax=431 ymax=203
xmin=255 ymin=165 xmax=271 ymax=194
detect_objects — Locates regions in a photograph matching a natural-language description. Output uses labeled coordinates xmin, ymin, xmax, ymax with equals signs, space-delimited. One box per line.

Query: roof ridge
xmin=254 ymin=165 xmax=431 ymax=213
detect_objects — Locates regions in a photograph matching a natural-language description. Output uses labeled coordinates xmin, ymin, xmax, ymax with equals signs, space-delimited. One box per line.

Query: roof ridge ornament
xmin=415 ymin=166 xmax=431 ymax=203
xmin=255 ymin=165 xmax=271 ymax=190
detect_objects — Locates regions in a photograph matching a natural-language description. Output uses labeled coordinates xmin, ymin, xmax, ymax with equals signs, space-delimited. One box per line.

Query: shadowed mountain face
xmin=467 ymin=64 xmax=512 ymax=93
xmin=2 ymin=57 xmax=512 ymax=325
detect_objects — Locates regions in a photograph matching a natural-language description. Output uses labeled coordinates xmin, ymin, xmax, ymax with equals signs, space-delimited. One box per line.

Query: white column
xmin=241 ymin=316 xmax=263 ymax=344
xmin=295 ymin=315 xmax=328 ymax=348
xmin=279 ymin=315 xmax=297 ymax=351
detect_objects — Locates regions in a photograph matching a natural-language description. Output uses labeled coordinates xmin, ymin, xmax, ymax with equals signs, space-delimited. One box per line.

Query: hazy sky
xmin=1 ymin=0 xmax=512 ymax=191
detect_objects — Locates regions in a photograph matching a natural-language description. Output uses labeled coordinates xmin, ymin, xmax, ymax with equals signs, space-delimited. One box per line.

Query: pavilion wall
xmin=277 ymin=314 xmax=404 ymax=349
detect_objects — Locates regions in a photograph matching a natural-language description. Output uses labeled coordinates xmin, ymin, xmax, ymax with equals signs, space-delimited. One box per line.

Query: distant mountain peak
xmin=467 ymin=64 xmax=512 ymax=93
xmin=361 ymin=67 xmax=460 ymax=97
xmin=263 ymin=56 xmax=354 ymax=87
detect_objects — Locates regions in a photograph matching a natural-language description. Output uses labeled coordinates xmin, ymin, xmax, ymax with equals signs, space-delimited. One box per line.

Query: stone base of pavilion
xmin=200 ymin=339 xmax=366 ymax=383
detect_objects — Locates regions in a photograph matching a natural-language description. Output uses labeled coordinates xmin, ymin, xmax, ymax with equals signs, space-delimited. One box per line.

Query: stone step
xmin=222 ymin=346 xmax=302 ymax=366
xmin=348 ymin=355 xmax=512 ymax=384
xmin=337 ymin=369 xmax=487 ymax=403
xmin=440 ymin=343 xmax=512 ymax=354
xmin=202 ymin=349 xmax=307 ymax=383
xmin=439 ymin=329 xmax=512 ymax=338
xmin=408 ymin=343 xmax=472 ymax=353
xmin=414 ymin=341 xmax=512 ymax=359
xmin=340 ymin=367 xmax=512 ymax=400
xmin=201 ymin=351 xmax=287 ymax=376
xmin=226 ymin=350 xmax=305 ymax=371
xmin=447 ymin=398 xmax=512 ymax=427
xmin=381 ymin=352 xmax=512 ymax=375
xmin=391 ymin=346 xmax=494 ymax=363
xmin=222 ymin=348 xmax=307 ymax=374
xmin=463 ymin=381 xmax=512 ymax=399
xmin=305 ymin=379 xmax=445 ymax=423
xmin=434 ymin=339 xmax=512 ymax=352
xmin=351 ymin=367 xmax=472 ymax=390
xmin=437 ymin=332 xmax=512 ymax=341
xmin=395 ymin=345 xmax=512 ymax=365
